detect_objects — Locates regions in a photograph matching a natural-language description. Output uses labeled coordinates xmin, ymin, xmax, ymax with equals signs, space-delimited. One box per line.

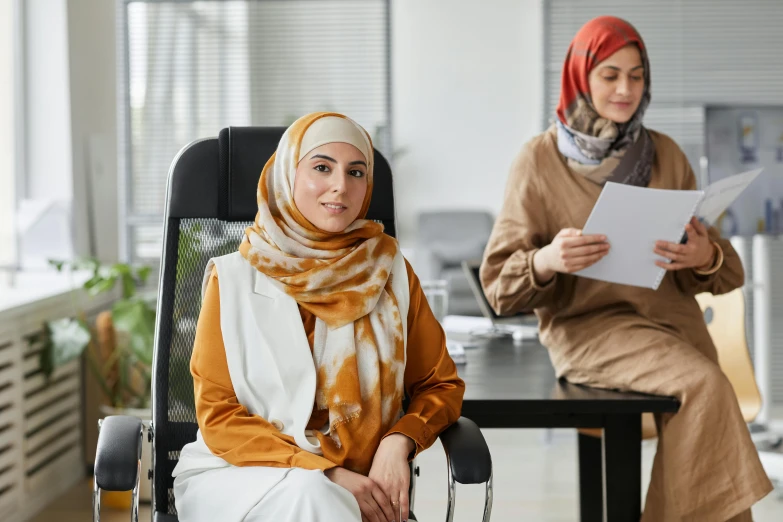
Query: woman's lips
xmin=322 ymin=203 xmax=347 ymax=214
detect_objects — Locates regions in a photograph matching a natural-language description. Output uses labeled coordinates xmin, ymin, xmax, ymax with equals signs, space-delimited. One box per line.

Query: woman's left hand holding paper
xmin=654 ymin=217 xmax=716 ymax=271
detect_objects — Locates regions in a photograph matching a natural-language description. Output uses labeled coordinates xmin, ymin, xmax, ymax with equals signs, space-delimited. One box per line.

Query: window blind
xmin=118 ymin=0 xmax=391 ymax=262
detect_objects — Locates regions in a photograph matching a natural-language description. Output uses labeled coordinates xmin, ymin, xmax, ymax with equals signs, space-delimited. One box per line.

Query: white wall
xmin=25 ymin=0 xmax=73 ymax=201
xmin=0 ymin=0 xmax=16 ymax=276
xmin=391 ymin=0 xmax=544 ymax=250
xmin=20 ymin=0 xmax=118 ymax=263
xmin=66 ymin=0 xmax=118 ymax=261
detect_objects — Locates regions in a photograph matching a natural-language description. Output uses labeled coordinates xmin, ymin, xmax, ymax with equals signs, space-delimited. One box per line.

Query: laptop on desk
xmin=458 ymin=260 xmax=539 ymax=340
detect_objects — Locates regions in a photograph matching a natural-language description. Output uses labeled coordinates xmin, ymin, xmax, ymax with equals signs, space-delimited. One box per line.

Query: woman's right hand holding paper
xmin=532 ymin=228 xmax=610 ymax=284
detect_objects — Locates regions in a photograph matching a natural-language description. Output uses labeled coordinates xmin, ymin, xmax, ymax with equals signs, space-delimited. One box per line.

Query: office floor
xmin=33 ymin=429 xmax=783 ymax=522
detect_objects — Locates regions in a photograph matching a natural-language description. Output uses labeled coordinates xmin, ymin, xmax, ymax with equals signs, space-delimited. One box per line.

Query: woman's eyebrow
xmin=601 ymin=64 xmax=644 ymax=72
xmin=310 ymin=154 xmax=336 ymax=162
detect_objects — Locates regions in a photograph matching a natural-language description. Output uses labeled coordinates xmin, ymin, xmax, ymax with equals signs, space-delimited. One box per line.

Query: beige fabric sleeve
xmin=480 ymin=144 xmax=560 ymax=315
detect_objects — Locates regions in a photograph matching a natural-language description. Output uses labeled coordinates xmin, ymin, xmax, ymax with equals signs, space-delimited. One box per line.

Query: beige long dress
xmin=480 ymin=126 xmax=772 ymax=521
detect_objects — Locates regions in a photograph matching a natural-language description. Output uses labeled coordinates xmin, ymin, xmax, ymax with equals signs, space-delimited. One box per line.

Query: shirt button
xmin=270 ymin=419 xmax=284 ymax=431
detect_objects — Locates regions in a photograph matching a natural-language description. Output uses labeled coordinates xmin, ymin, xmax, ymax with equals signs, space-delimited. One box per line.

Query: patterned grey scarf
xmin=557 ymin=120 xmax=655 ymax=187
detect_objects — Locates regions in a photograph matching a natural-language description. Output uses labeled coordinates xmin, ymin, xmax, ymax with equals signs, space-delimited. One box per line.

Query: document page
xmin=577 ymin=182 xmax=704 ymax=289
xmin=696 ymin=168 xmax=763 ymax=227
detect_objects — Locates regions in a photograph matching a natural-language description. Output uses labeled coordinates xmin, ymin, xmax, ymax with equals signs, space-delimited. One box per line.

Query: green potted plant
xmin=41 ymin=258 xmax=155 ymax=504
xmin=43 ymin=258 xmax=154 ymax=407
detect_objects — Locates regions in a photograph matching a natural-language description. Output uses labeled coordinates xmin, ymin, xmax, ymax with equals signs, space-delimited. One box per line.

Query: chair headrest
xmin=166 ymin=126 xmax=395 ymax=235
xmin=218 ymin=127 xmax=285 ymax=221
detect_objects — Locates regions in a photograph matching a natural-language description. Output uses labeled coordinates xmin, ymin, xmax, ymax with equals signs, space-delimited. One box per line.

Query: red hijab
xmin=555 ymin=16 xmax=654 ymax=187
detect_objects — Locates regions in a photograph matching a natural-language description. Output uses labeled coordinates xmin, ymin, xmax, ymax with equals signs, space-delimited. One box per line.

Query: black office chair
xmin=93 ymin=127 xmax=493 ymax=522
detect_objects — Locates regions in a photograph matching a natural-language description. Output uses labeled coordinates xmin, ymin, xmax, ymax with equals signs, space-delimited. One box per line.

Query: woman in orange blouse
xmin=172 ymin=112 xmax=464 ymax=522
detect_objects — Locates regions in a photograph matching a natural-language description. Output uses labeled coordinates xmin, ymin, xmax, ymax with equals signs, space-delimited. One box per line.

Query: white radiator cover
xmin=0 ymin=287 xmax=112 ymax=522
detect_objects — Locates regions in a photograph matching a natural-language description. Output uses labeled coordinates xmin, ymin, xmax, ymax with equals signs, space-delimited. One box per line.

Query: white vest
xmin=173 ymin=251 xmax=410 ymax=477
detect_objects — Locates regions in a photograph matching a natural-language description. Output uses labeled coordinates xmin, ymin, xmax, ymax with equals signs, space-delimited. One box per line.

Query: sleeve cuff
xmin=291 ymin=450 xmax=337 ymax=471
xmin=383 ymin=414 xmax=435 ymax=459
xmin=694 ymin=241 xmax=724 ymax=276
xmin=527 ymin=248 xmax=557 ymax=290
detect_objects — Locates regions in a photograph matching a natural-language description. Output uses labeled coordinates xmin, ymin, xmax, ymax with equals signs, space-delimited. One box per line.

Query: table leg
xmin=603 ymin=414 xmax=642 ymax=521
xmin=578 ymin=431 xmax=603 ymax=522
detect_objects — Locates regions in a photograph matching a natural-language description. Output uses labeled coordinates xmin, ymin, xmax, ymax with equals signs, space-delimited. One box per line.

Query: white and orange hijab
xmin=239 ymin=112 xmax=404 ymax=473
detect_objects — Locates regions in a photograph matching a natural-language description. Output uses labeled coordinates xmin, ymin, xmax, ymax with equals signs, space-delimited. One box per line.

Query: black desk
xmin=457 ymin=337 xmax=680 ymax=522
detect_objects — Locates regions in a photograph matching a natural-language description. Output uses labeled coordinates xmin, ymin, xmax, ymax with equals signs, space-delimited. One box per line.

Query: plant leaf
xmin=121 ymin=273 xmax=136 ymax=299
xmin=136 ymin=266 xmax=151 ymax=286
xmin=112 ymin=299 xmax=155 ymax=366
xmin=89 ymin=275 xmax=118 ymax=296
xmin=45 ymin=318 xmax=91 ymax=370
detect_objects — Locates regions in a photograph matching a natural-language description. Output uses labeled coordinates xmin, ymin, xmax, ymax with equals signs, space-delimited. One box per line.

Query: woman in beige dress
xmin=480 ymin=15 xmax=772 ymax=521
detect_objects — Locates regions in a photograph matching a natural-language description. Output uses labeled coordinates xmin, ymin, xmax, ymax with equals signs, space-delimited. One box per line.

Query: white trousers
xmin=174 ymin=467 xmax=362 ymax=522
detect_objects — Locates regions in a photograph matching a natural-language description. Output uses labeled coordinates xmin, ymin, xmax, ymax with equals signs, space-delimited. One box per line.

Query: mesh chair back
xmin=152 ymin=127 xmax=396 ymax=515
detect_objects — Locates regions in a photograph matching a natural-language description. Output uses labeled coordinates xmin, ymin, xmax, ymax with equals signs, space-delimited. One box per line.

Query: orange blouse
xmin=191 ymin=259 xmax=464 ymax=472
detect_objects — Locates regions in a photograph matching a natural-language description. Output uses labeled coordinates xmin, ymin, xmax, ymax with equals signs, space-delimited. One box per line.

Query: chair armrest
xmin=438 ymin=416 xmax=492 ymax=484
xmin=95 ymin=415 xmax=143 ymax=491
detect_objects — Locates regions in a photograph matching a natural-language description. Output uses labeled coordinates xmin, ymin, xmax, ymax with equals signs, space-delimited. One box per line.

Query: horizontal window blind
xmin=118 ymin=0 xmax=390 ymax=263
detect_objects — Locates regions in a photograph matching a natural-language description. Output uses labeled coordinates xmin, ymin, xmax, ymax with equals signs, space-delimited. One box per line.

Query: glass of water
xmin=421 ymin=279 xmax=449 ymax=323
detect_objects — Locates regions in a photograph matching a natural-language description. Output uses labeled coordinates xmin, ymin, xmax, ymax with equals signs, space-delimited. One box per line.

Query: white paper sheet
xmin=575 ymin=168 xmax=762 ymax=289
xmin=696 ymin=168 xmax=763 ymax=227
xmin=577 ymin=183 xmax=704 ymax=289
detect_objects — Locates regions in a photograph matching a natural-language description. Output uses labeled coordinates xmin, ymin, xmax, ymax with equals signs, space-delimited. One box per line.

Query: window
xmin=0 ymin=0 xmax=20 ymax=285
xmin=118 ymin=0 xmax=392 ymax=263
